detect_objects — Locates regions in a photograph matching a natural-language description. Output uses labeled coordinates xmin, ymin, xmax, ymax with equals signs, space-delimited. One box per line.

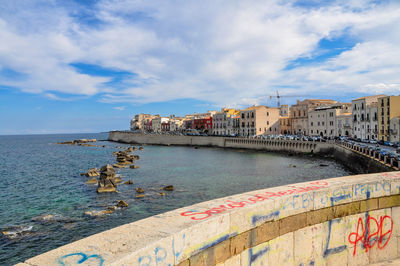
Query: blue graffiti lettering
xmin=248 ymin=246 xmax=269 ymax=265
xmin=251 ymin=210 xmax=280 ymax=226
xmin=323 ymin=218 xmax=347 ymax=257
xmin=154 ymin=247 xmax=170 ymax=266
xmin=138 ymin=255 xmax=151 ymax=266
xmin=172 ymin=233 xmax=186 ymax=261
xmin=58 ymin=252 xmax=104 ymax=266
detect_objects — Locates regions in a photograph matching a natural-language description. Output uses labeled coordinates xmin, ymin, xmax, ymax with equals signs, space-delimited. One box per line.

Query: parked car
xmin=369 ymin=140 xmax=378 ymax=144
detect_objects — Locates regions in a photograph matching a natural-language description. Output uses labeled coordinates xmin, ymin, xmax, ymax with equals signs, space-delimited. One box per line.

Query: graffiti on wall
xmin=348 ymin=215 xmax=393 ymax=256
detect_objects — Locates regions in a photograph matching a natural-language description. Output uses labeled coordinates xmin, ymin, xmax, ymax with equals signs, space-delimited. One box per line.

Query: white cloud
xmin=113 ymin=106 xmax=125 ymax=111
xmin=0 ymin=0 xmax=400 ymax=108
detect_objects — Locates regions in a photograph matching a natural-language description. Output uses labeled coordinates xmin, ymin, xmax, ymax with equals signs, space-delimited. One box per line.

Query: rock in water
xmin=116 ymin=200 xmax=128 ymax=208
xmin=97 ymin=164 xmax=117 ymax=193
xmin=136 ymin=194 xmax=145 ymax=198
xmin=136 ymin=187 xmax=144 ymax=193
xmin=139 ymin=147 xmax=144 ymax=150
xmin=129 ymin=165 xmax=139 ymax=169
xmin=159 ymin=192 xmax=166 ymax=196
xmin=123 ymin=180 xmax=134 ymax=185
xmin=31 ymin=214 xmax=56 ymax=223
xmin=80 ymin=168 xmax=99 ymax=177
xmin=163 ymin=185 xmax=174 ymax=191
xmin=86 ymin=178 xmax=98 ymax=184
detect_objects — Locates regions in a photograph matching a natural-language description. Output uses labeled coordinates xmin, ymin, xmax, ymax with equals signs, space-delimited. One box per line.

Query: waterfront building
xmin=280 ymin=104 xmax=290 ymax=117
xmin=212 ymin=108 xmax=240 ymax=136
xmin=279 ymin=117 xmax=291 ymax=135
xmin=337 ymin=113 xmax=352 ymax=137
xmin=290 ymin=99 xmax=337 ymax=136
xmin=366 ymin=103 xmax=379 ymax=140
xmin=352 ymin=95 xmax=385 ymax=140
xmin=232 ymin=115 xmax=241 ymax=136
xmin=152 ymin=117 xmax=170 ymax=133
xmin=239 ymin=106 xmax=280 ymax=136
xmin=193 ymin=117 xmax=213 ymax=133
xmin=378 ymin=96 xmax=400 ymax=141
xmin=390 ymin=117 xmax=400 ymax=142
xmin=308 ymin=103 xmax=351 ymax=138
xmin=130 ymin=114 xmax=153 ymax=131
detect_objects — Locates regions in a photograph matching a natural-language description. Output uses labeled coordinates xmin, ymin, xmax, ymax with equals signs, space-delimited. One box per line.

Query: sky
xmin=1 ymin=0 xmax=400 ymax=134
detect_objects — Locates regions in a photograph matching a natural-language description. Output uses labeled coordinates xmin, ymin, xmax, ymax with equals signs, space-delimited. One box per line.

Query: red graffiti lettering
xmin=179 ymin=181 xmax=329 ymax=220
xmin=348 ymin=215 xmax=393 ymax=256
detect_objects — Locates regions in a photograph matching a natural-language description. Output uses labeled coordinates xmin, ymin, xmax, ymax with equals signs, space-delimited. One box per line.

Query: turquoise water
xmin=0 ymin=133 xmax=352 ymax=265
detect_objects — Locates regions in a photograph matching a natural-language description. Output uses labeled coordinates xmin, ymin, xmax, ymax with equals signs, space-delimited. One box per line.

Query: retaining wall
xmin=108 ymin=131 xmax=396 ymax=173
xmin=108 ymin=131 xmax=334 ymax=154
xmin=19 ymin=171 xmax=400 ymax=266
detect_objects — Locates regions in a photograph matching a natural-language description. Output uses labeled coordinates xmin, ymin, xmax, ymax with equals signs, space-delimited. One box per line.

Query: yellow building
xmin=378 ymin=96 xmax=400 ymax=141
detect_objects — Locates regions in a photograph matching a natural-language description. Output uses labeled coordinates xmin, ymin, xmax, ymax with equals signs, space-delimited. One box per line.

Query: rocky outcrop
xmin=116 ymin=200 xmax=128 ymax=208
xmin=97 ymin=164 xmax=117 ymax=193
xmin=80 ymin=168 xmax=99 ymax=177
xmin=85 ymin=178 xmax=98 ymax=184
xmin=163 ymin=185 xmax=174 ymax=191
xmin=57 ymin=139 xmax=97 ymax=145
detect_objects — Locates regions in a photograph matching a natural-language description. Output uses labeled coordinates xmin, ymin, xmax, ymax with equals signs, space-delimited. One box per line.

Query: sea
xmin=0 ymin=133 xmax=353 ymax=265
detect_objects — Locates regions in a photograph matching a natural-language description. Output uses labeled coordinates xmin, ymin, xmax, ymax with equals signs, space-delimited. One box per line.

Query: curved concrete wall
xmin=108 ymin=131 xmax=334 ymax=154
xmin=19 ymin=171 xmax=400 ymax=266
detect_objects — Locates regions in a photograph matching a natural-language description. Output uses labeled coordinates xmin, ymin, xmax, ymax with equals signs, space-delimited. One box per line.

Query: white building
xmin=352 ymin=95 xmax=385 ymax=140
xmin=308 ymin=103 xmax=351 ymax=138
xmin=337 ymin=113 xmax=352 ymax=137
xmin=152 ymin=117 xmax=169 ymax=133
xmin=390 ymin=117 xmax=400 ymax=142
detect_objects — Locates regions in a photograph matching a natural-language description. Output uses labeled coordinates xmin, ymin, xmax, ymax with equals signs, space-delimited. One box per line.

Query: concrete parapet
xmin=21 ymin=171 xmax=400 ymax=265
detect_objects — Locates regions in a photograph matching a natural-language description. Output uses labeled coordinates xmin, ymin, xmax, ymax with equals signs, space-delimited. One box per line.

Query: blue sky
xmin=1 ymin=0 xmax=400 ymax=134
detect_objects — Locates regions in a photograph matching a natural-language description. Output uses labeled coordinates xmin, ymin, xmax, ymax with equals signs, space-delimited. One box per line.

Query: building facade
xmin=212 ymin=108 xmax=240 ymax=136
xmin=308 ymin=103 xmax=351 ymax=138
xmin=290 ymin=99 xmax=337 ymax=135
xmin=378 ymin=96 xmax=400 ymax=141
xmin=390 ymin=117 xmax=400 ymax=142
xmin=130 ymin=114 xmax=153 ymax=131
xmin=352 ymin=95 xmax=385 ymax=140
xmin=337 ymin=113 xmax=352 ymax=137
xmin=239 ymin=106 xmax=280 ymax=136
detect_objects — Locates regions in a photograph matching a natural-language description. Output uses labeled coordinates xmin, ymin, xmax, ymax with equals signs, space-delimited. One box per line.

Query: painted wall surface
xmin=20 ymin=171 xmax=400 ymax=266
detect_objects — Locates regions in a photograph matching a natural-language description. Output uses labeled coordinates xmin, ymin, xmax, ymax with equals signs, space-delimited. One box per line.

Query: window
xmin=311 ymin=122 xmax=313 ymax=126
xmin=318 ymin=122 xmax=320 ymax=126
xmin=322 ymin=122 xmax=325 ymax=126
xmin=267 ymin=112 xmax=269 ymax=116
xmin=267 ymin=121 xmax=269 ymax=125
xmin=241 ymin=113 xmax=244 ymax=119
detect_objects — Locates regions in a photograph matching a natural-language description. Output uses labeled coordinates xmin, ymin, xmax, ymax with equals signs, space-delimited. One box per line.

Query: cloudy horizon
xmin=1 ymin=0 xmax=400 ymax=134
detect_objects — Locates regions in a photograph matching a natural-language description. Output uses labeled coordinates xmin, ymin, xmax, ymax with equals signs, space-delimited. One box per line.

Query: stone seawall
xmin=19 ymin=171 xmax=400 ymax=265
xmin=108 ymin=131 xmax=394 ymax=174
xmin=108 ymin=131 xmax=334 ymax=154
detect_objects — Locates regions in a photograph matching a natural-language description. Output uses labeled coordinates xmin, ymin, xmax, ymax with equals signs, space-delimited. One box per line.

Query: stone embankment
xmin=18 ymin=171 xmax=400 ymax=265
xmin=108 ymin=131 xmax=397 ymax=173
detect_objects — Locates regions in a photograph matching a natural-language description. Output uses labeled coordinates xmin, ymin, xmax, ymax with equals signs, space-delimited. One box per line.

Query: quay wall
xmin=108 ymin=131 xmax=334 ymax=154
xmin=108 ymin=131 xmax=396 ymax=173
xmin=20 ymin=171 xmax=400 ymax=265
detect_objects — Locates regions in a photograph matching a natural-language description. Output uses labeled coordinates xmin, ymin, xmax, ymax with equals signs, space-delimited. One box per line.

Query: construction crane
xmin=269 ymin=90 xmax=306 ymax=107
